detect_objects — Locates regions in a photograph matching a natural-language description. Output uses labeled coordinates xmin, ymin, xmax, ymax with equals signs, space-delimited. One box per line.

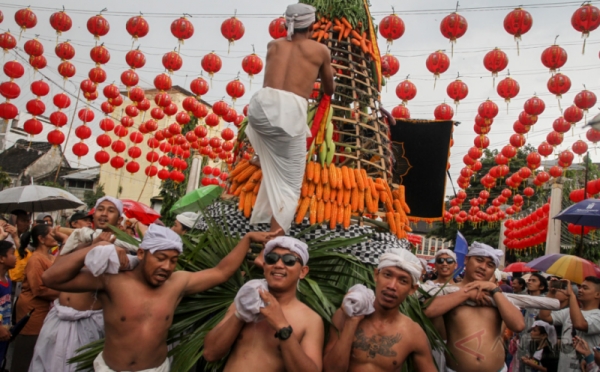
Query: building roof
xmin=0 ymin=139 xmax=54 ymax=175
xmin=62 ymin=167 xmax=100 ymax=181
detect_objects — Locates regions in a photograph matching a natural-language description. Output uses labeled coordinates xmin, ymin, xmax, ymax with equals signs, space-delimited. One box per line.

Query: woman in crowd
xmin=10 ymin=224 xmax=60 ymax=372
xmin=520 ymin=320 xmax=559 ymax=372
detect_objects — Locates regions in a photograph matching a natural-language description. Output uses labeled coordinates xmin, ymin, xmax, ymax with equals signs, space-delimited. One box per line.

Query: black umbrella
xmin=0 ymin=309 xmax=34 ymax=369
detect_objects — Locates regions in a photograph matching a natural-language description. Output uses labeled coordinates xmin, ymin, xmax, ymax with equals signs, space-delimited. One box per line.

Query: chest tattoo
xmin=352 ymin=327 xmax=402 ymax=359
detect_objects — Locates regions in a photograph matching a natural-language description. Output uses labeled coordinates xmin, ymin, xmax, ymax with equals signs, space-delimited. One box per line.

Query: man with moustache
xmin=204 ymin=236 xmax=324 ymax=372
xmin=423 ymin=242 xmax=525 ymax=372
xmin=43 ymin=224 xmax=274 ymax=371
xmin=323 ymin=248 xmax=436 ymax=372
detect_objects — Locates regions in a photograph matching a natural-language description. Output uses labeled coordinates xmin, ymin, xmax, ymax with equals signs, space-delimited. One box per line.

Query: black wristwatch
xmin=274 ymin=325 xmax=293 ymax=341
xmin=490 ymin=287 xmax=502 ymax=297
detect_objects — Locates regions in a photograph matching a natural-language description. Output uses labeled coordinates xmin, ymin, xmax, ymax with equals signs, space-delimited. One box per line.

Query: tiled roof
xmin=0 ymin=140 xmax=53 ymax=175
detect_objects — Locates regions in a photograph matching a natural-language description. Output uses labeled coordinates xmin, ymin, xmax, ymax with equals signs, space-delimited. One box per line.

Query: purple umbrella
xmin=525 ymin=254 xmax=566 ymax=272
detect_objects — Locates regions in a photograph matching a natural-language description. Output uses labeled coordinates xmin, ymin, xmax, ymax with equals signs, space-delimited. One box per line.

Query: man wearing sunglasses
xmin=204 ymin=236 xmax=324 ymax=372
xmin=323 ymin=247 xmax=436 ymax=372
xmin=432 ymin=249 xmax=458 ymax=286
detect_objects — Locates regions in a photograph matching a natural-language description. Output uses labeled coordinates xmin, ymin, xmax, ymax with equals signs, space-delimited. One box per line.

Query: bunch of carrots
xmin=311 ymin=17 xmax=376 ymax=60
xmin=229 ymin=160 xmax=262 ymax=219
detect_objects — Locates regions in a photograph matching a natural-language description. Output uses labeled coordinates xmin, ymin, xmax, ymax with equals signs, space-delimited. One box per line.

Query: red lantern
xmin=194 ymin=104 xmax=209 ymax=119
xmin=201 ymin=52 xmax=222 ymax=78
xmin=30 ymin=80 xmax=49 ymax=97
xmin=571 ymin=4 xmax=600 ymax=54
xmin=53 ymin=93 xmax=70 ymax=109
xmin=425 ymin=50 xmax=450 ymax=87
xmin=182 ymin=97 xmax=199 ymax=114
xmin=0 ymin=81 xmax=19 ymax=99
xmin=126 ymin=49 xmax=146 ymax=69
xmin=379 ymin=13 xmax=405 ymax=44
xmin=440 ymin=12 xmax=468 ymax=56
xmin=573 ymin=140 xmax=588 ymax=156
xmin=28 ymin=55 xmax=46 ymax=71
xmin=523 ymin=187 xmax=535 ymax=198
xmin=503 ymin=8 xmax=532 ymax=54
xmin=381 ymin=54 xmax=400 ymax=78
xmin=242 ymin=53 xmax=263 ymax=80
xmin=154 ymin=73 xmax=172 ymax=92
xmin=110 ymin=156 xmax=125 ymax=170
xmin=221 ymin=16 xmax=245 ymax=50
xmin=269 ymin=17 xmax=287 ymax=39
xmin=162 ymin=51 xmax=183 ymax=73
xmin=483 ymin=48 xmax=508 ymax=84
xmin=558 ymin=150 xmax=574 ymax=167
xmin=434 ymin=103 xmax=453 ymax=120
xmin=4 ymin=60 xmax=24 ymax=79
xmin=541 ymin=43 xmax=567 ymax=72
xmin=564 ymin=105 xmax=584 ymax=124
xmin=553 ymin=117 xmax=571 ymax=133
xmin=164 ymin=103 xmax=177 ymax=117
xmin=72 ymin=142 xmax=89 ymax=158
xmin=44 ymin=128 xmax=63 ymax=147
xmin=467 ymin=147 xmax=482 ymax=160
xmin=126 ymin=16 xmax=149 ymax=40
xmin=213 ymin=100 xmax=230 ymax=117
xmin=510 ymin=134 xmax=526 ymax=148
xmin=0 ymin=32 xmax=16 ymax=52
xmin=57 ymin=61 xmax=76 ymax=80
xmin=87 ymin=14 xmax=110 ymax=39
xmin=547 ymin=73 xmax=571 ymax=109
xmin=446 ymin=79 xmax=468 ymax=108
xmin=24 ymin=39 xmax=43 ymax=57
xmin=205 ymin=114 xmax=220 ymax=127
xmin=111 ymin=139 xmax=127 ymax=153
xmin=538 ymin=142 xmax=553 ymax=157
xmin=497 ymin=76 xmax=520 ymax=110
xmin=89 ymin=67 xmax=106 ymax=84
xmin=75 ymin=125 xmax=92 ymax=140
xmin=194 ymin=126 xmax=208 ymax=138
xmin=121 ymin=69 xmax=139 ymax=88
xmin=145 ymin=165 xmax=158 ymax=178
xmin=396 ymin=80 xmax=417 ymax=104
xmin=513 ymin=121 xmax=530 ymax=134
xmin=221 ymin=128 xmax=235 ymax=141
xmin=475 ymin=124 xmax=490 ymax=135
xmin=129 ymin=87 xmax=145 ymax=103
xmin=15 ymin=8 xmax=37 ymax=32
xmin=171 ymin=16 xmax=194 ymax=43
xmin=96 ymin=134 xmax=112 ymax=148
xmin=24 ymin=118 xmax=43 ymax=136
xmin=26 ymin=99 xmax=45 ymax=116
xmin=89 ymin=45 xmax=110 ymax=66
xmin=109 ymin=95 xmax=123 ymax=107
xmin=389 ymin=104 xmax=409 ymax=120
xmin=587 ymin=128 xmax=600 ymax=144
xmin=474 ymin=136 xmax=489 ymax=149
xmin=176 ymin=112 xmax=191 ymax=125
xmin=478 ymin=100 xmax=499 ymax=120
xmin=547 ymin=131 xmax=564 ymax=147
xmin=95 ymin=150 xmax=110 ymax=164
xmin=523 ymin=96 xmax=545 ymax=118
xmin=574 ymin=89 xmax=597 ymax=113
xmin=527 ymin=152 xmax=541 ymax=167
xmin=501 ymin=145 xmax=517 ymax=159
xmin=190 ymin=77 xmax=209 ymax=99
xmin=50 ymin=10 xmax=72 ymax=36
xmin=226 ymin=79 xmax=245 ymax=103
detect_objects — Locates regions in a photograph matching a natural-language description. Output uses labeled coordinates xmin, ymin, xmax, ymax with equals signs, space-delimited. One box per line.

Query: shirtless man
xmin=323 ymin=248 xmax=436 ymax=372
xmin=204 ymin=236 xmax=323 ymax=372
xmin=246 ymin=3 xmax=335 ymax=234
xmin=423 ymin=242 xmax=525 ymax=372
xmin=43 ymin=223 xmax=275 ymax=371
xmin=30 ymin=197 xmax=123 ymax=371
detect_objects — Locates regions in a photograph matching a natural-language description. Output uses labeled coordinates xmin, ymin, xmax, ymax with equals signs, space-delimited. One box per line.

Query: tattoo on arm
xmin=352 ymin=327 xmax=402 ymax=359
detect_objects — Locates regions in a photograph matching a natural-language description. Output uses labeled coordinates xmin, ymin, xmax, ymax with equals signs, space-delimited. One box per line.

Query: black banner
xmin=389 ymin=119 xmax=453 ymax=221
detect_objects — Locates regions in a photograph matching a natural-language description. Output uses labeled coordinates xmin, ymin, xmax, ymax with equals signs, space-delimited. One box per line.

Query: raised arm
xmin=324 ymin=308 xmax=362 ymax=372
xmin=182 ymin=231 xmax=278 ymax=295
xmin=42 ymin=244 xmax=105 ymax=293
xmin=319 ymin=46 xmax=335 ymax=96
xmin=491 ymin=289 xmax=525 ymax=332
xmin=423 ymin=286 xmax=473 ymax=318
xmin=203 ymin=303 xmax=246 ymax=362
xmin=538 ymin=287 xmax=558 ymax=324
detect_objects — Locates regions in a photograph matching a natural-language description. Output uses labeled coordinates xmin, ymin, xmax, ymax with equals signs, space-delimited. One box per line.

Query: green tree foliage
xmin=83 ymin=184 xmax=106 ymax=209
xmin=428 ymin=145 xmax=546 ymax=264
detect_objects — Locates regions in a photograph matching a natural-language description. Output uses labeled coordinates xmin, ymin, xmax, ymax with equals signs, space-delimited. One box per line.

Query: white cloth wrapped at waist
xmin=61 ymin=227 xmax=139 ymax=256
xmin=234 ymin=279 xmax=268 ymax=323
xmin=246 ymin=87 xmax=309 ymax=233
xmin=419 ymin=283 xmax=561 ymax=310
xmin=93 ymin=352 xmax=169 ymax=372
xmin=343 ymin=284 xmax=375 ymax=317
xmin=84 ymin=244 xmax=139 ymax=277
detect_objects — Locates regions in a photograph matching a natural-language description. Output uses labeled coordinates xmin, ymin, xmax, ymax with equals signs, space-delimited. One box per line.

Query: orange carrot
xmin=334 ymin=18 xmax=341 ymax=27
xmin=341 ymin=17 xmax=352 ymax=30
xmin=343 ymin=27 xmax=352 ymax=39
xmin=351 ymin=38 xmax=361 ymax=47
xmin=360 ymin=32 xmax=368 ymax=54
xmin=312 ymin=31 xmax=320 ymax=39
xmin=317 ymin=30 xmax=325 ymax=43
xmin=312 ymin=22 xmax=321 ymax=30
xmin=338 ymin=25 xmax=345 ymax=42
xmin=324 ymin=21 xmax=332 ymax=32
xmin=333 ymin=25 xmax=342 ymax=32
xmin=351 ymin=30 xmax=362 ymax=40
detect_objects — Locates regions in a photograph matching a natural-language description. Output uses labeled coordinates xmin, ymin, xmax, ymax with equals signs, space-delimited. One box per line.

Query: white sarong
xmin=246 ymin=87 xmax=310 ymax=233
xmin=93 ymin=352 xmax=170 ymax=372
xmin=29 ymin=300 xmax=104 ymax=372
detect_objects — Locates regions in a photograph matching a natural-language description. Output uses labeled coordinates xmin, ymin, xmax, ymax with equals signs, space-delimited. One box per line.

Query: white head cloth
xmin=95 ymin=196 xmax=123 ymax=215
xmin=377 ymin=248 xmax=422 ymax=285
xmin=139 ymin=224 xmax=183 ymax=254
xmin=529 ymin=320 xmax=558 ymax=347
xmin=234 ymin=279 xmax=268 ymax=323
xmin=285 ymin=3 xmax=316 ymax=41
xmin=264 ymin=236 xmax=309 ymax=266
xmin=176 ymin=212 xmax=199 ymax=229
xmin=467 ymin=241 xmax=504 ymax=268
xmin=343 ymin=284 xmax=375 ymax=317
xmin=494 ymin=269 xmax=502 ymax=283
xmin=435 ymin=248 xmax=457 ymax=260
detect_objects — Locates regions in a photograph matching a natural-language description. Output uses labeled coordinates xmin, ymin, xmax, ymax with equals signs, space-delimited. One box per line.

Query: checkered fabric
xmin=195 ymin=201 xmax=411 ymax=266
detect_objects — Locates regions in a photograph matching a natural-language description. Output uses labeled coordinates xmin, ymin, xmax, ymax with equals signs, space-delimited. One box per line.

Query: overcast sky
xmin=2 ymin=0 xmax=599 ymax=197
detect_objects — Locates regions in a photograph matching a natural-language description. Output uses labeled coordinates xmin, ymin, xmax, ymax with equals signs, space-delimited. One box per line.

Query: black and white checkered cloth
xmin=194 ymin=201 xmax=411 ymax=265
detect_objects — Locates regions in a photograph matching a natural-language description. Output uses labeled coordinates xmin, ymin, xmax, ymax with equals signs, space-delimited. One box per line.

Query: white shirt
xmin=551 ymin=308 xmax=600 ymax=372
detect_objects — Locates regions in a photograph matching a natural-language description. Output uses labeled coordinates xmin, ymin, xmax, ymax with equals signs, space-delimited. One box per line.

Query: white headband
xmin=467 ymin=241 xmax=504 ymax=268
xmin=139 ymin=224 xmax=183 ymax=254
xmin=176 ymin=212 xmax=199 ymax=229
xmin=285 ymin=3 xmax=316 ymax=41
xmin=529 ymin=320 xmax=558 ymax=347
xmin=95 ymin=196 xmax=123 ymax=215
xmin=377 ymin=248 xmax=422 ymax=285
xmin=264 ymin=236 xmax=309 ymax=266
xmin=435 ymin=249 xmax=457 ymax=260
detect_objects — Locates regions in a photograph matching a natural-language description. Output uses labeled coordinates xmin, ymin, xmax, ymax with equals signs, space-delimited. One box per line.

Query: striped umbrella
xmin=503 ymin=262 xmax=538 ymax=273
xmin=526 ymin=254 xmax=600 ymax=284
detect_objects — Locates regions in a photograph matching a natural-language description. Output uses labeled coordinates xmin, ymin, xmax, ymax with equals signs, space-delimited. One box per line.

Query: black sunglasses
xmin=265 ymin=252 xmax=303 ymax=267
xmin=436 ymin=257 xmax=456 ymax=265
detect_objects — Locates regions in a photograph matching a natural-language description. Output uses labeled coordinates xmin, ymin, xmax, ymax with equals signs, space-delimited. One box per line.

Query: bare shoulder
xmin=294 ymin=300 xmax=323 ymax=326
xmin=399 ymin=314 xmax=429 ymax=348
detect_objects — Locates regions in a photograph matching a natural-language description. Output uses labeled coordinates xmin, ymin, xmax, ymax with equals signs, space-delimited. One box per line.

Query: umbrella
xmin=526 ymin=254 xmax=600 ymax=284
xmin=503 ymin=262 xmax=538 ymax=273
xmin=120 ymin=199 xmax=160 ymax=225
xmin=554 ymin=198 xmax=600 ymax=228
xmin=170 ymin=185 xmax=223 ymax=214
xmin=0 ymin=309 xmax=33 ymax=368
xmin=0 ymin=185 xmax=83 ymax=213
